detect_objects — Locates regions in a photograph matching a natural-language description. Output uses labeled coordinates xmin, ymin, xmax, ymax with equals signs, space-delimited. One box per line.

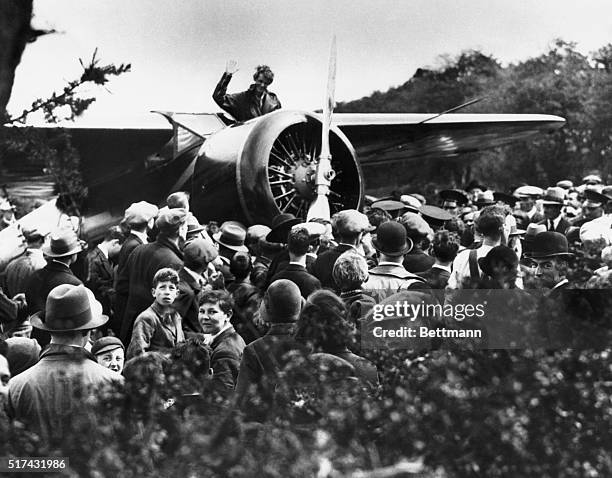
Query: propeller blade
xmin=307 ymin=36 xmax=337 ymax=222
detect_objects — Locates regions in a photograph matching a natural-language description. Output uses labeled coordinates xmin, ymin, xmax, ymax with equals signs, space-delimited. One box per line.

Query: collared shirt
xmin=431 ymin=263 xmax=452 ymax=274
xmin=206 ymin=322 xmax=233 ymax=344
xmin=130 ymin=230 xmax=148 ymax=244
xmin=551 ymin=278 xmax=569 ymax=291
xmin=97 ymin=244 xmax=109 ymax=260
xmin=547 ymin=215 xmax=563 ymax=232
xmin=183 ymin=266 xmax=205 ymax=286
xmin=447 ymin=244 xmax=495 ymax=289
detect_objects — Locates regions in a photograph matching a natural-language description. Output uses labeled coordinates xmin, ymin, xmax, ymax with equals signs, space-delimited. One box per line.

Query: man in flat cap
xmin=571 ymin=189 xmax=606 ymax=228
xmin=119 ymin=208 xmax=187 ymax=343
xmin=513 ymin=185 xmax=544 ymax=229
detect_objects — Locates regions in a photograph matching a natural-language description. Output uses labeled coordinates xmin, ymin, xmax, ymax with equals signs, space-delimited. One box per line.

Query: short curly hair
xmin=332 ymin=251 xmax=369 ymax=291
xmin=152 ymin=267 xmax=179 ymax=287
xmin=253 ymin=65 xmax=274 ymax=85
xmin=431 ymin=230 xmax=460 ymax=263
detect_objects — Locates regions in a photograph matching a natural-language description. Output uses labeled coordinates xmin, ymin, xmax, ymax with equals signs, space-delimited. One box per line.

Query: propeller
xmin=307 ymin=36 xmax=337 ymax=222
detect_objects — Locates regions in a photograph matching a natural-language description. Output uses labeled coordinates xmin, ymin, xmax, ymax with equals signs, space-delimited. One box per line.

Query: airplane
xmin=0 ymin=44 xmax=566 ymax=268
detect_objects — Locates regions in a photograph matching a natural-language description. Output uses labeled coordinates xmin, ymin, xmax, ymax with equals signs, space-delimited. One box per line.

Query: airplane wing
xmin=331 ymin=113 xmax=566 ymax=166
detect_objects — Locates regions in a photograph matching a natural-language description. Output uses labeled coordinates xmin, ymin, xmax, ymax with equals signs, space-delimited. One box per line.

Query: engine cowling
xmin=191 ymin=110 xmax=363 ymax=226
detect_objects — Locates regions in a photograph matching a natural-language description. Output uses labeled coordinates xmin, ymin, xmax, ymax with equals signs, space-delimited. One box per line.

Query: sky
xmin=7 ymin=0 xmax=612 ymax=126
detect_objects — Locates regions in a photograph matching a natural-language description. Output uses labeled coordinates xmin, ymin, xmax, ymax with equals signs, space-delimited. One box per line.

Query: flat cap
xmin=124 ymin=201 xmax=159 ymax=225
xmin=332 ymin=209 xmax=374 ymax=235
xmin=513 ymin=185 xmax=543 ymax=198
xmin=91 ymin=336 xmax=124 ymax=356
xmin=155 ymin=207 xmax=187 ymax=233
xmin=399 ymin=212 xmax=433 ymax=240
xmin=184 ymin=237 xmax=219 ymax=264
xmin=370 ymin=200 xmax=407 ymax=213
xmin=556 ymin=180 xmax=573 ymax=190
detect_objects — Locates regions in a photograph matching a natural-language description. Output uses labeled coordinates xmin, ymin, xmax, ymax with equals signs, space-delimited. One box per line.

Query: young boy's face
xmin=198 ymin=301 xmax=231 ymax=335
xmin=152 ymin=280 xmax=178 ymax=306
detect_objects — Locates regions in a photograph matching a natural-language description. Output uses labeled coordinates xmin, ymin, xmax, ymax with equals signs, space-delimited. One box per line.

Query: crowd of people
xmin=0 ymin=172 xmax=611 ymax=446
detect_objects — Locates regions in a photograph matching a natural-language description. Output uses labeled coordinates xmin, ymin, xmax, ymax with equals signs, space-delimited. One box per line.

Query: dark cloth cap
xmin=184 ymin=238 xmax=218 ymax=264
xmin=5 ymin=337 xmax=41 ymax=376
xmin=155 ymin=208 xmax=188 ymax=233
xmin=370 ymin=200 xmax=407 ymax=213
xmin=372 ymin=221 xmax=413 ymax=256
xmin=91 ymin=336 xmax=125 ymax=356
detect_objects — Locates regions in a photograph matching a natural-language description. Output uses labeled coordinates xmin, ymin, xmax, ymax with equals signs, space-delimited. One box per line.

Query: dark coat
xmin=402 ymin=250 xmax=435 ymax=274
xmin=3 ymin=249 xmax=45 ymax=297
xmin=419 ymin=265 xmax=451 ymax=290
xmin=271 ymin=264 xmax=321 ymax=299
xmin=113 ymin=234 xmax=145 ymax=331
xmin=25 ymin=260 xmax=83 ymax=316
xmin=537 ymin=217 xmax=571 ymax=235
xmin=85 ymin=246 xmax=115 ymax=315
xmin=210 ymin=325 xmax=246 ymax=391
xmin=235 ymin=322 xmax=302 ymax=419
xmin=173 ymin=268 xmax=204 ymax=334
xmin=212 ymin=72 xmax=281 ymax=122
xmin=119 ymin=235 xmax=184 ymax=343
xmin=310 ymin=244 xmax=356 ymax=290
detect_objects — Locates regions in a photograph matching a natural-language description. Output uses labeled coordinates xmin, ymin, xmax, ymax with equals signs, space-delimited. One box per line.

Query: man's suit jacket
xmin=85 ymin=246 xmax=114 ymax=315
xmin=271 ymin=264 xmax=321 ymax=299
xmin=310 ymin=244 xmax=356 ymax=290
xmin=113 ymin=234 xmax=145 ymax=329
xmin=25 ymin=261 xmax=83 ymax=347
xmin=538 ymin=217 xmax=571 ymax=235
xmin=419 ymin=266 xmax=451 ymax=290
xmin=25 ymin=261 xmax=83 ymax=316
xmin=210 ymin=326 xmax=246 ymax=391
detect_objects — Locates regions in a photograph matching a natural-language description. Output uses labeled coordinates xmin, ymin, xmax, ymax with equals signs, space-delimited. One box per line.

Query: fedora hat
xmin=42 ymin=228 xmax=82 ymax=258
xmin=213 ymin=223 xmax=248 ymax=252
xmin=540 ymin=187 xmax=565 ymax=205
xmin=185 ymin=214 xmax=206 ymax=235
xmin=528 ymin=231 xmax=573 ymax=259
xmin=31 ymin=284 xmax=108 ymax=332
xmin=372 ymin=221 xmax=413 ymax=257
xmin=266 ymin=213 xmax=301 ymax=243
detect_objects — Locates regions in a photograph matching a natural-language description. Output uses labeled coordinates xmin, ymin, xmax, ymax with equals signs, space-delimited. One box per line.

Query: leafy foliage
xmin=337 ymin=40 xmax=612 ymax=192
